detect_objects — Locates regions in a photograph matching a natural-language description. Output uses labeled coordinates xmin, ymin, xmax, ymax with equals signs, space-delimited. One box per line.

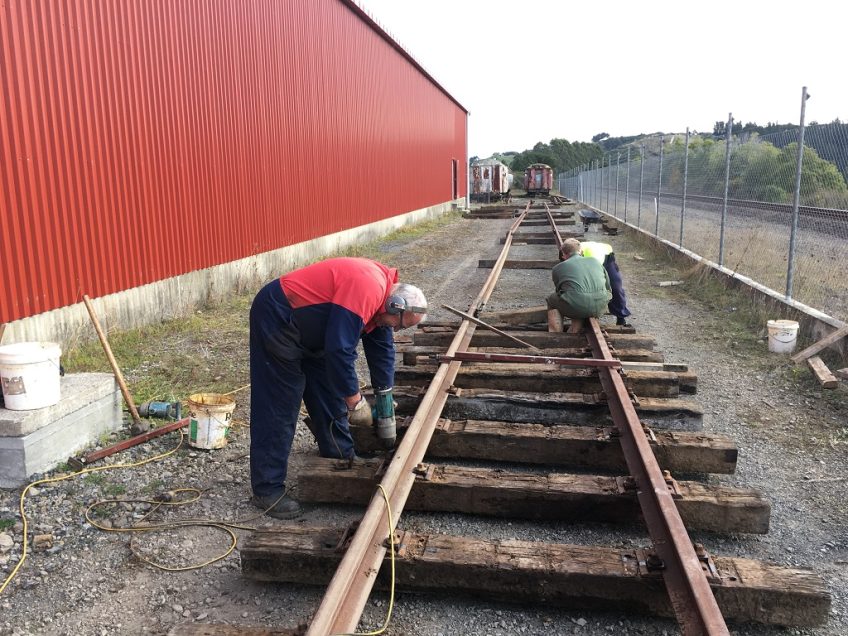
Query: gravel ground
xmin=1 ymin=204 xmax=846 ymax=636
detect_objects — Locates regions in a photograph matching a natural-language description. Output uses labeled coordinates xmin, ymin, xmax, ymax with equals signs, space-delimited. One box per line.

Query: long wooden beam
xmin=240 ymin=526 xmax=830 ymax=628
xmin=413 ymin=330 xmax=656 ymax=350
xmin=296 ymin=458 xmax=770 ymax=534
xmin=349 ymin=419 xmax=737 ymax=474
xmin=390 ymin=387 xmax=704 ymax=431
xmin=393 ymin=364 xmax=692 ymax=397
xmin=400 ymin=345 xmax=665 ymax=365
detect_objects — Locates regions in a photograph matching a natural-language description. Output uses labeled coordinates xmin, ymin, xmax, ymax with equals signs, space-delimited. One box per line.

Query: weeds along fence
xmin=558 ymin=117 xmax=848 ymax=324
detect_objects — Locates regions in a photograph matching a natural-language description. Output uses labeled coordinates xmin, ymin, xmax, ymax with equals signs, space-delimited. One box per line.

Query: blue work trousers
xmin=249 ymin=281 xmax=355 ymax=498
xmin=604 ymin=254 xmax=631 ymax=320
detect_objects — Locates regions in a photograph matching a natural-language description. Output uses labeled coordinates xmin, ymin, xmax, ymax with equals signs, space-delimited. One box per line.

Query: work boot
xmin=616 ymin=317 xmax=632 ymax=327
xmin=251 ymin=492 xmax=303 ymax=519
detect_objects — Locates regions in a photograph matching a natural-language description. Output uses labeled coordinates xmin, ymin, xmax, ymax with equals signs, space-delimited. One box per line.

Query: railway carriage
xmin=471 ymin=160 xmax=512 ymax=202
xmin=524 ymin=163 xmax=553 ymax=197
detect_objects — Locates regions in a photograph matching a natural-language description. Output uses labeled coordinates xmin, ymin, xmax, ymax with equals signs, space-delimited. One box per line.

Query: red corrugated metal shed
xmin=0 ymin=0 xmax=467 ymax=324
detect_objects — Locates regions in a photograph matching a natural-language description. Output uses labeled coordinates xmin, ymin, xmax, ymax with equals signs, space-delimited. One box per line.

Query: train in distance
xmin=470 ymin=159 xmax=513 ymax=203
xmin=524 ymin=163 xmax=553 ymax=197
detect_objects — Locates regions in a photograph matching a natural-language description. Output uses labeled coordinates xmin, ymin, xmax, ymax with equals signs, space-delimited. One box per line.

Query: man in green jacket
xmin=546 ymin=238 xmax=612 ymax=333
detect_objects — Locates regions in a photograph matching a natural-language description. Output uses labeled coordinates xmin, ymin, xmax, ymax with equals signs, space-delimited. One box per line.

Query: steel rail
xmin=544 ymin=202 xmax=564 ymax=252
xmin=306 ymin=204 xmax=531 ymax=635
xmin=642 ymin=191 xmax=848 ymax=220
xmin=585 ymin=318 xmax=729 ymax=636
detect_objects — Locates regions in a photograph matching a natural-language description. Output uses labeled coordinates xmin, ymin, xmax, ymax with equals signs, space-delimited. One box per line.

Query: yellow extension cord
xmin=0 ymin=426 xmax=399 ymax=635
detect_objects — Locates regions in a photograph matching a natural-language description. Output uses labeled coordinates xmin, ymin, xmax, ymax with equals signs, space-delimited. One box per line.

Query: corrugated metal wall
xmin=0 ymin=0 xmax=467 ymax=324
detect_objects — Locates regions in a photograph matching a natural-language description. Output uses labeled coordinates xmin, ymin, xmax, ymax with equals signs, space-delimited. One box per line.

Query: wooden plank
xmin=790 ymin=324 xmax=848 ymax=364
xmin=241 ymin=527 xmax=830 ymax=627
xmin=478 ymin=306 xmax=549 ymax=325
xmin=297 ymin=458 xmax=769 ymax=533
xmin=349 ymin=418 xmax=737 ymax=474
xmin=393 ymin=364 xmax=681 ymax=398
xmin=399 ymin=345 xmax=663 ymax=366
xmin=412 ymin=330 xmax=655 ymax=350
xmin=519 ymin=219 xmax=575 ymax=225
xmin=501 ymin=236 xmax=582 ymax=244
xmin=422 ymin=319 xmax=637 ymax=334
xmin=806 ymin=356 xmax=839 ymax=389
xmin=390 ymin=386 xmax=704 ymax=431
xmin=478 ymin=259 xmax=559 ymax=269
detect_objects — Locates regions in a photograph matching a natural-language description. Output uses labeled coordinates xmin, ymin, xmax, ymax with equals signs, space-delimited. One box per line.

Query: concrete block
xmin=0 ymin=373 xmax=122 ymax=488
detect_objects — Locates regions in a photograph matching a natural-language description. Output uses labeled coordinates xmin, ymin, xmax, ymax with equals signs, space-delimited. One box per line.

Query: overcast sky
xmin=358 ymin=0 xmax=845 ymax=159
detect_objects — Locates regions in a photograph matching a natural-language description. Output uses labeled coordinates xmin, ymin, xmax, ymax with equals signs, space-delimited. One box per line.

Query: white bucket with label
xmin=187 ymin=393 xmax=236 ymax=449
xmin=767 ymin=319 xmax=800 ymax=354
xmin=0 ymin=342 xmax=62 ymax=410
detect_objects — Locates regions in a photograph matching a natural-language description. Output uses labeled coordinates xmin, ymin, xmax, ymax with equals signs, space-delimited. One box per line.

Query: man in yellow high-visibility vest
xmin=580 ymin=241 xmax=632 ymax=327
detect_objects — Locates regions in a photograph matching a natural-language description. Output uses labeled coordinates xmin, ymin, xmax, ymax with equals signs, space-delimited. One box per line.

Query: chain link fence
xmin=559 ymin=115 xmax=848 ymax=323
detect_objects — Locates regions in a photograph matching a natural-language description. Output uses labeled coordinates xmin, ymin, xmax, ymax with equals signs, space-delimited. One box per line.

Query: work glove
xmin=347 ymin=396 xmax=373 ymax=427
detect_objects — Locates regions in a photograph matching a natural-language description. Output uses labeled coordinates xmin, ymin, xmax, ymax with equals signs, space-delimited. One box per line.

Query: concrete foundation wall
xmin=3 ymin=200 xmax=464 ymax=350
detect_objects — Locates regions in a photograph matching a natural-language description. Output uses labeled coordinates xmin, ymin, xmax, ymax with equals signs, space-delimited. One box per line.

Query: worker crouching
xmin=248 ymin=257 xmax=427 ymax=519
xmin=546 ymin=238 xmax=612 ymax=333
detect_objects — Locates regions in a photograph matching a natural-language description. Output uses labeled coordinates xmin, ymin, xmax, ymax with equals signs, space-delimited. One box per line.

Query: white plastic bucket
xmin=767 ymin=319 xmax=800 ymax=354
xmin=0 ymin=342 xmax=62 ymax=410
xmin=186 ymin=393 xmax=236 ymax=449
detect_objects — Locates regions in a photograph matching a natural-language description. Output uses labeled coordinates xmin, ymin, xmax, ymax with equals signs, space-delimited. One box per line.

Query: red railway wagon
xmin=524 ymin=163 xmax=553 ymax=197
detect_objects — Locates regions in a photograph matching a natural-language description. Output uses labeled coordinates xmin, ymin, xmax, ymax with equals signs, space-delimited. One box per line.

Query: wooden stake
xmin=82 ymin=295 xmax=144 ymax=431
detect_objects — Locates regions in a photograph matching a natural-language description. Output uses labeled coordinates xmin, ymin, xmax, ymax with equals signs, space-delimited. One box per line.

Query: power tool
xmin=373 ymin=387 xmax=396 ymax=449
xmin=138 ymin=400 xmax=182 ymax=420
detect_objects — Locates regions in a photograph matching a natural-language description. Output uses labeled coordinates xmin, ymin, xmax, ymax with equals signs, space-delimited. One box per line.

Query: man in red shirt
xmin=249 ymin=257 xmax=427 ymax=518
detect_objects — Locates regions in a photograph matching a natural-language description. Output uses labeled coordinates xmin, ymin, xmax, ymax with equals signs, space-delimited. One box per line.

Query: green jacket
xmin=551 ymin=255 xmax=612 ymax=318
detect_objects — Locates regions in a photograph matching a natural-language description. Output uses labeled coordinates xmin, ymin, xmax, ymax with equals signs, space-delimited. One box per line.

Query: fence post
xmin=614 ymin=152 xmax=621 ymax=217
xmin=718 ymin=113 xmax=733 ymax=266
xmin=637 ymin=145 xmax=644 ymax=228
xmin=624 ymin=146 xmax=631 ymax=223
xmin=679 ymin=127 xmax=690 ymax=247
xmin=655 ymin=136 xmax=664 ymax=236
xmin=605 ymin=155 xmax=610 ymax=212
xmin=786 ymin=86 xmax=810 ymax=299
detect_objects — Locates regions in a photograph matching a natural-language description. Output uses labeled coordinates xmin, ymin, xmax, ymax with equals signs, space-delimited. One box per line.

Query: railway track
xmin=172 ymin=201 xmax=830 ymax=636
xmin=599 ymin=190 xmax=848 ymax=223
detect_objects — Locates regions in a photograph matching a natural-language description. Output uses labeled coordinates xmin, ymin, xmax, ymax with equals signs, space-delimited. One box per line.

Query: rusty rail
xmin=585 ymin=318 xmax=729 ymax=636
xmin=306 ymin=204 xmax=531 ymax=634
xmin=544 ymin=202 xmax=564 ymax=252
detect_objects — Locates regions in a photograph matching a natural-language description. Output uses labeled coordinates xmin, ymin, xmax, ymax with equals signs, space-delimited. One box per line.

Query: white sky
xmin=358 ymin=0 xmax=846 ymax=159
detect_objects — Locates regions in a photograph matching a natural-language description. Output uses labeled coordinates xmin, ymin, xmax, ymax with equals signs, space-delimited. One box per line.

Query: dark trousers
xmin=604 ymin=254 xmax=631 ymax=319
xmin=249 ymin=281 xmax=355 ymax=498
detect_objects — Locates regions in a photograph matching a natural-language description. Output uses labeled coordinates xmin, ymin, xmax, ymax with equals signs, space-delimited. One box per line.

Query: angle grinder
xmin=372 ymin=386 xmax=396 ymax=449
